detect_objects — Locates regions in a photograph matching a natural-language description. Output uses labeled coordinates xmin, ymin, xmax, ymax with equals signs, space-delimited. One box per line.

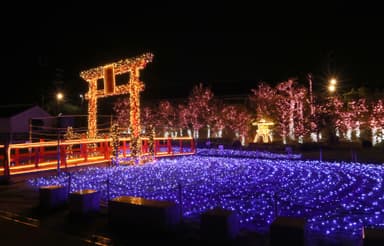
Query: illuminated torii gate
xmin=80 ymin=53 xmax=154 ymax=155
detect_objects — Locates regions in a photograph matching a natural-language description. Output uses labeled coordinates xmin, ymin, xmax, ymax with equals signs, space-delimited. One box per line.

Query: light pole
xmin=56 ymin=92 xmax=64 ymax=115
xmin=327 ymin=78 xmax=338 ymax=144
xmin=56 ymin=92 xmax=64 ymax=175
xmin=57 ymin=114 xmax=61 ymax=175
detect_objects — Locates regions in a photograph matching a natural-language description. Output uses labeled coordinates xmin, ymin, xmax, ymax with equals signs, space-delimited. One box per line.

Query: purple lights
xmin=28 ymin=149 xmax=384 ymax=244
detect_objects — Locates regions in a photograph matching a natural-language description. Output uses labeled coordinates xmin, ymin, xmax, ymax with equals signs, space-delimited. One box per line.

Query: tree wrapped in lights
xmin=333 ymin=98 xmax=369 ymax=142
xmin=250 ymin=82 xmax=278 ymax=123
xmin=222 ymin=105 xmax=251 ymax=145
xmin=64 ymin=126 xmax=78 ymax=158
xmin=311 ymin=96 xmax=344 ymax=143
xmin=113 ymin=97 xmax=130 ymax=130
xmin=292 ymin=87 xmax=310 ymax=142
xmin=141 ymin=106 xmax=156 ymax=129
xmin=208 ymin=98 xmax=225 ymax=138
xmin=274 ymin=96 xmax=291 ymax=144
xmin=178 ymin=105 xmax=190 ymax=137
xmin=335 ymin=100 xmax=353 ymax=141
xmin=276 ymin=79 xmax=305 ymax=142
xmin=185 ymin=83 xmax=214 ymax=138
xmin=157 ymin=100 xmax=177 ymax=137
xmin=146 ymin=124 xmax=155 ymax=158
xmin=370 ymin=100 xmax=384 ymax=145
xmin=349 ymin=99 xmax=369 ymax=141
xmin=250 ymin=80 xmax=311 ymax=144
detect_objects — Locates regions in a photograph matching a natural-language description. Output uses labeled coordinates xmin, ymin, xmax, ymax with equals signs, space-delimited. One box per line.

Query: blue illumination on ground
xmin=28 ymin=149 xmax=384 ymax=244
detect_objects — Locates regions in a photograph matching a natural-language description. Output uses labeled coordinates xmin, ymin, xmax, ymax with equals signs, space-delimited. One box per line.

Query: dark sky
xmin=2 ymin=1 xmax=384 ymax=106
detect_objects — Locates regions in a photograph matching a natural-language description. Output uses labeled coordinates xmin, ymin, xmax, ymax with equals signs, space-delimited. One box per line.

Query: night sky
xmin=2 ymin=1 xmax=383 ymax=106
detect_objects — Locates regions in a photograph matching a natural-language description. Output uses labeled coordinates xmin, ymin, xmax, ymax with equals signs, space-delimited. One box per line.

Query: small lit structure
xmin=252 ymin=119 xmax=274 ymax=143
xmin=39 ymin=185 xmax=68 ymax=210
xmin=108 ymin=196 xmax=181 ymax=234
xmin=69 ymin=189 xmax=101 ymax=216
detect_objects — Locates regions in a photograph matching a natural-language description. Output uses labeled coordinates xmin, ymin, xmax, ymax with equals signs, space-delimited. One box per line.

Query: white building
xmin=0 ymin=105 xmax=51 ymax=143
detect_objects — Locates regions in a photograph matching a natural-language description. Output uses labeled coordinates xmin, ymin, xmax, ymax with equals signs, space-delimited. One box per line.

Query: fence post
xmin=60 ymin=145 xmax=67 ymax=170
xmin=39 ymin=139 xmax=44 ymax=163
xmin=57 ymin=132 xmax=61 ymax=175
xmin=179 ymin=139 xmax=183 ymax=153
xmin=34 ymin=147 xmax=39 ymax=168
xmin=167 ymin=137 xmax=172 ymax=154
xmin=2 ymin=142 xmax=10 ymax=182
xmin=191 ymin=138 xmax=196 ymax=153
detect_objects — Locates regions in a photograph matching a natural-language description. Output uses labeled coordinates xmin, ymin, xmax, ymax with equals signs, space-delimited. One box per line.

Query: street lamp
xmin=57 ymin=92 xmax=64 ymax=101
xmin=56 ymin=92 xmax=64 ymax=114
xmin=56 ymin=92 xmax=64 ymax=175
xmin=79 ymin=94 xmax=84 ymax=105
xmin=328 ymin=78 xmax=337 ymax=93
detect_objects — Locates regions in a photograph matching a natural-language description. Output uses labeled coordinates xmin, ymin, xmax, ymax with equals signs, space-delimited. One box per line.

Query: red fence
xmin=0 ymin=137 xmax=195 ymax=176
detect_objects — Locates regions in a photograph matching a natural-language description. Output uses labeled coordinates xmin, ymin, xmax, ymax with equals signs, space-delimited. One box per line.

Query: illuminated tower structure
xmin=80 ymin=53 xmax=154 ymax=159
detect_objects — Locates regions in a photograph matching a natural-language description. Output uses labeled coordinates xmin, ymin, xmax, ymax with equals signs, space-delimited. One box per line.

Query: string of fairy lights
xmin=110 ymin=123 xmax=119 ymax=160
xmin=28 ymin=150 xmax=384 ymax=244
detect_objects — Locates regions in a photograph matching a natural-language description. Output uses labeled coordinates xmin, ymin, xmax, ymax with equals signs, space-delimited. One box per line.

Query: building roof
xmin=0 ymin=104 xmax=41 ymax=118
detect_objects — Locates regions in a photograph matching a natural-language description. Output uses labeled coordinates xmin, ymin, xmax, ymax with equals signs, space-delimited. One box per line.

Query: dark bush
xmin=299 ymin=142 xmax=323 ymax=151
xmin=232 ymin=140 xmax=242 ymax=149
xmin=362 ymin=140 xmax=372 ymax=148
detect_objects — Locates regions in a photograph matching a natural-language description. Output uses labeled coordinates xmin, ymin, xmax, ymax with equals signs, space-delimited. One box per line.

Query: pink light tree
xmin=221 ymin=105 xmax=252 ymax=145
xmin=292 ymin=87 xmax=309 ymax=143
xmin=348 ymin=99 xmax=369 ymax=141
xmin=370 ymin=99 xmax=384 ymax=145
xmin=185 ymin=83 xmax=214 ymax=139
xmin=250 ymin=80 xmax=310 ymax=144
xmin=207 ymin=98 xmax=226 ymax=138
xmin=141 ymin=106 xmax=157 ymax=136
xmin=113 ymin=97 xmax=130 ymax=130
xmin=178 ymin=104 xmax=189 ymax=137
xmin=335 ymin=100 xmax=353 ymax=141
xmin=249 ymin=82 xmax=277 ymax=121
xmin=276 ymin=79 xmax=308 ymax=142
xmin=274 ymin=94 xmax=291 ymax=144
xmin=157 ymin=100 xmax=177 ymax=137
xmin=311 ymin=96 xmax=344 ymax=143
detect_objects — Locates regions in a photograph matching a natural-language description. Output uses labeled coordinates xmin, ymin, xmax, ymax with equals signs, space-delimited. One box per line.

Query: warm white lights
xmin=56 ymin=92 xmax=64 ymax=101
xmin=328 ymin=78 xmax=337 ymax=93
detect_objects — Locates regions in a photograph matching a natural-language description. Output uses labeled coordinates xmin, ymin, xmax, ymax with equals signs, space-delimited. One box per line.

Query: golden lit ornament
xmin=253 ymin=119 xmax=274 ymax=143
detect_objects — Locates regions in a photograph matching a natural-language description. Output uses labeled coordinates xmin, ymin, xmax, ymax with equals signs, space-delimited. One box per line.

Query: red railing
xmin=0 ymin=137 xmax=195 ymax=176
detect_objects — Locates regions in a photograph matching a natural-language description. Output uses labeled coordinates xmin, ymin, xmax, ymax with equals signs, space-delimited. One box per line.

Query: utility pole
xmin=57 ymin=114 xmax=62 ymax=175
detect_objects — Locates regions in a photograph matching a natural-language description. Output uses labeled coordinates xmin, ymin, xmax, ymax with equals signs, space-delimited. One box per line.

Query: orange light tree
xmin=80 ymin=53 xmax=154 ymax=161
